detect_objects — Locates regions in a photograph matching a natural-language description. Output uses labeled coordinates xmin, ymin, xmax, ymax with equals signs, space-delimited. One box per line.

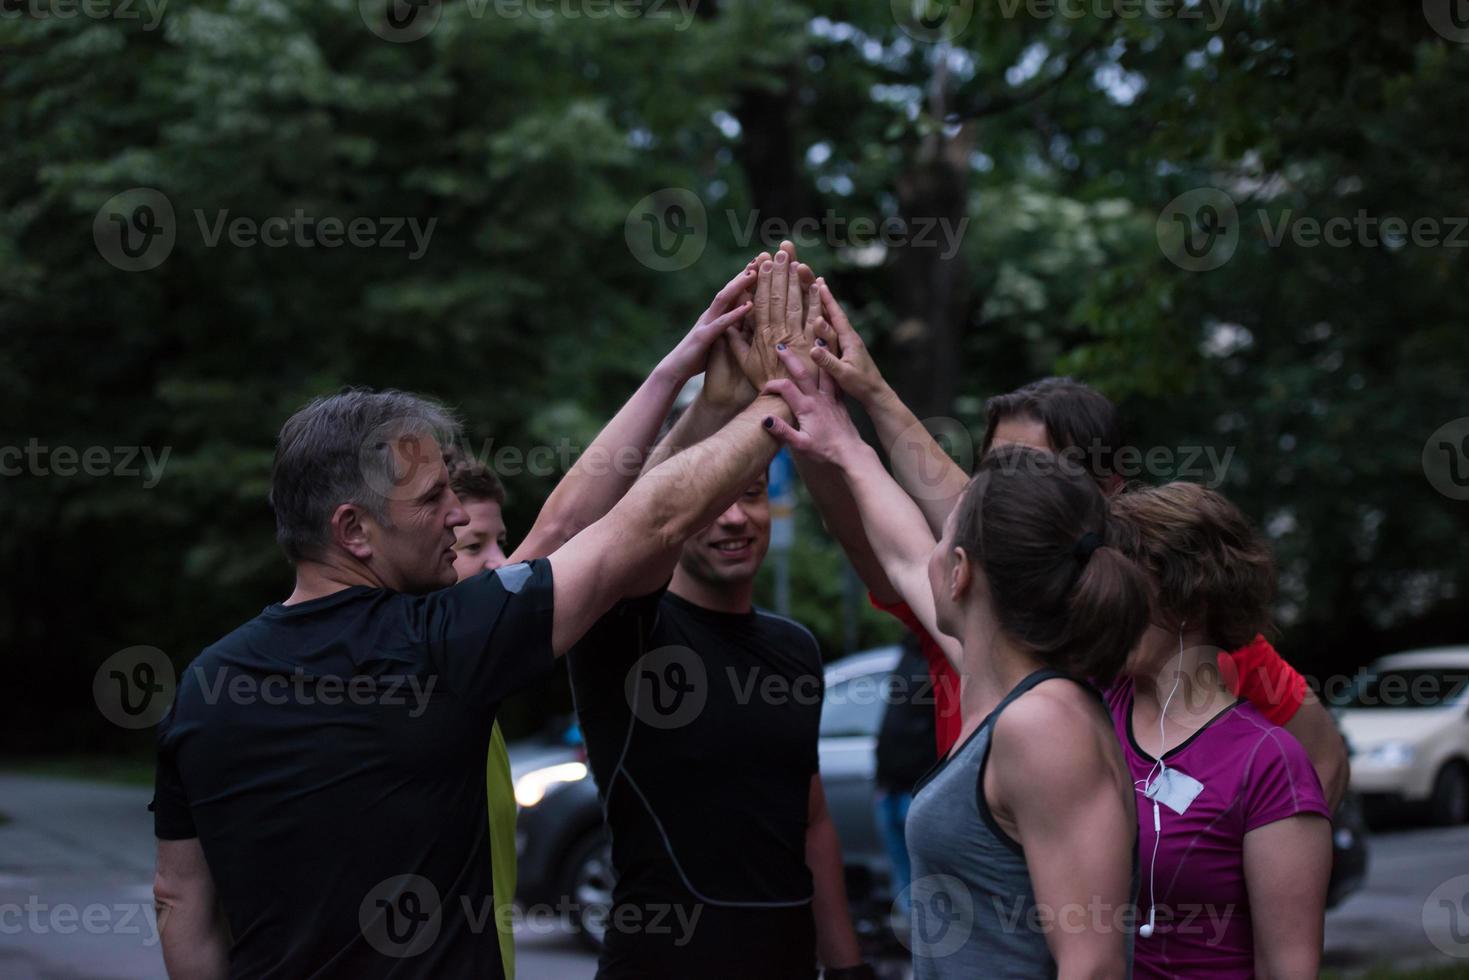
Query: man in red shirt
xmin=801 ymin=295 xmax=1347 ymax=810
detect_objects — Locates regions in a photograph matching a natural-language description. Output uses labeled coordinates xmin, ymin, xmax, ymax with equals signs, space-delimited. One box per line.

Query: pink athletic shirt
xmin=1105 ymin=677 xmax=1332 ymax=978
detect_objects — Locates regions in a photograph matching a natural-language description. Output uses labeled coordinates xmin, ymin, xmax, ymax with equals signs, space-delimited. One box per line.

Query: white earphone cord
xmin=1138 ymin=623 xmax=1186 ymax=938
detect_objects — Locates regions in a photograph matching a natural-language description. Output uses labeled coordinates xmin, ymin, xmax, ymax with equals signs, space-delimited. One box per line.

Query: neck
xmin=667 ymin=565 xmax=755 ymax=615
xmin=954 ymin=605 xmax=1047 ymax=733
xmin=285 ymin=556 xmax=388 ymax=605
xmin=1130 ymin=628 xmax=1232 ymax=717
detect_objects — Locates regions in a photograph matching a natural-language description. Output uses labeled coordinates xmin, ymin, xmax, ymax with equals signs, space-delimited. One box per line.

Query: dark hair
xmin=448 ymin=453 xmax=506 ymax=506
xmin=1107 ymin=482 xmax=1276 ymax=651
xmin=269 ymin=388 xmax=461 ymax=563
xmin=981 ymin=377 xmax=1123 ymax=485
xmin=952 ymin=445 xmax=1150 ymax=684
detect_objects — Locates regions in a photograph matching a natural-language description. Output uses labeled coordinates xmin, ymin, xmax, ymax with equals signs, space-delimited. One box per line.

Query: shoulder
xmin=992 ymin=679 xmax=1114 ymax=778
xmin=754 ymin=608 xmax=823 ymax=666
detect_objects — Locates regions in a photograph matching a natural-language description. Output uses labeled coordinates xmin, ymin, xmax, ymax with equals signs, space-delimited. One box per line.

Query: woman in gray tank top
xmin=762 ymin=362 xmax=1149 ymax=978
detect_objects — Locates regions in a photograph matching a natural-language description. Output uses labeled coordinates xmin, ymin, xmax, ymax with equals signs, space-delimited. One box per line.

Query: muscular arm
xmin=991 ymin=692 xmax=1134 ymax=980
xmin=1285 ymin=698 xmax=1350 ymax=813
xmin=155 ymin=838 xmax=229 ymax=980
xmin=805 ymin=775 xmax=863 ymax=971
xmin=1244 ymin=815 xmax=1332 ymax=979
xmin=544 ymin=393 xmax=791 ymax=656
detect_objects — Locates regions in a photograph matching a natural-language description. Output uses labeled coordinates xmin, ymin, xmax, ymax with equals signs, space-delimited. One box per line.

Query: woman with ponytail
xmin=762 ymin=347 xmax=1147 ymax=979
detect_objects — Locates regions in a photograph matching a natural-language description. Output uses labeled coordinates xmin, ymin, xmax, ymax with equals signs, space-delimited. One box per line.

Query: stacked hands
xmin=666 ymin=239 xmax=887 ymax=465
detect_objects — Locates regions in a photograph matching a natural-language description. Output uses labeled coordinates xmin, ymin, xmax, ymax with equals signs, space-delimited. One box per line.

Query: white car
xmin=1339 ymin=646 xmax=1469 ymax=825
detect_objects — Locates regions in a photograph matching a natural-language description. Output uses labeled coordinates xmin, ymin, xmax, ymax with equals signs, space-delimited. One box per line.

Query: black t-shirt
xmin=150 ymin=560 xmax=556 ymax=980
xmin=874 ymin=638 xmax=939 ymax=791
xmin=566 ymin=590 xmax=824 ymax=980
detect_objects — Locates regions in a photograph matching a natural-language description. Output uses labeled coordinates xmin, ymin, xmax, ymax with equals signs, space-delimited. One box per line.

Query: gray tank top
xmin=905 ymin=668 xmax=1134 ymax=979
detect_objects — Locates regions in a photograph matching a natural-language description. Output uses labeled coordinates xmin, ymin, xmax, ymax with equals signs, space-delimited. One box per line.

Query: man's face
xmin=366 ymin=435 xmax=467 ymax=594
xmin=677 ymin=476 xmax=771 ymax=588
xmin=452 ymin=498 xmax=509 ymax=582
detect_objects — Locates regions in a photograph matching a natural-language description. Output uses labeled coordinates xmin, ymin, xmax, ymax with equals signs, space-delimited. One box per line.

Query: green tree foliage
xmin=2 ymin=0 xmax=1465 ymax=750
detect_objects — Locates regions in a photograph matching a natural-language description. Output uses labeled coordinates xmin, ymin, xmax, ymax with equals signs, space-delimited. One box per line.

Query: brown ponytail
xmin=953 ymin=445 xmax=1150 ymax=684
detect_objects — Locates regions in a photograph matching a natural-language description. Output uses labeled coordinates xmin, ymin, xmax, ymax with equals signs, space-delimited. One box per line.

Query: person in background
xmin=802 ymin=303 xmax=1348 ymax=810
xmin=447 ymin=457 xmax=517 ymax=979
xmin=1108 ymin=482 xmax=1332 ymax=979
xmin=871 ymin=635 xmax=935 ymax=919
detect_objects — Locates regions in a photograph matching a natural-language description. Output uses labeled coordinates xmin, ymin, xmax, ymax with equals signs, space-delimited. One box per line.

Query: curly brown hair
xmin=1106 ymin=482 xmax=1275 ymax=651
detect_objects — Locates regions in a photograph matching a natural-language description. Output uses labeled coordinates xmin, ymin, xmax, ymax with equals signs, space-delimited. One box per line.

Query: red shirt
xmin=869 ymin=594 xmax=1307 ymax=756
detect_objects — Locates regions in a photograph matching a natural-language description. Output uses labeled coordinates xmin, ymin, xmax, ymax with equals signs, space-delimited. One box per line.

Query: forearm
xmin=794 ymin=455 xmax=901 ymax=605
xmin=1285 ymin=699 xmax=1350 ymax=813
xmin=863 ymin=386 xmax=970 ymax=537
xmin=517 ymin=364 xmax=684 ymax=558
xmin=159 ymin=899 xmax=229 ymax=980
xmin=640 ymin=389 xmax=745 ymax=476
xmin=806 ymin=813 xmax=861 ymax=969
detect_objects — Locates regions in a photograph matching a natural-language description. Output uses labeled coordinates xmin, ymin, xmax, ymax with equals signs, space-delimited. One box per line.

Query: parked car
xmin=511 ymin=644 xmax=1367 ymax=949
xmin=1338 ymin=646 xmax=1469 ymax=826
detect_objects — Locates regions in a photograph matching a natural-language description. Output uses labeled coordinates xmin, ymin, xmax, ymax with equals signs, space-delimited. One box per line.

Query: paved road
xmin=1 ymin=773 xmax=1465 ymax=978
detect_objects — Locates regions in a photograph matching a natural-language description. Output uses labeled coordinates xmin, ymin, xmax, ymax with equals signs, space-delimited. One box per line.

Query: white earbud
xmin=1139 ymin=623 xmax=1185 ymax=941
xmin=1138 ymin=799 xmax=1161 ymax=937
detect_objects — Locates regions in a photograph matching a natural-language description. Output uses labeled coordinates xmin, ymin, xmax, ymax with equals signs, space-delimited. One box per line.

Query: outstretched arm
xmin=762 ymin=346 xmax=962 ymax=669
xmin=509 ymin=262 xmax=756 ymax=562
xmin=809 ymin=281 xmax=970 ymax=536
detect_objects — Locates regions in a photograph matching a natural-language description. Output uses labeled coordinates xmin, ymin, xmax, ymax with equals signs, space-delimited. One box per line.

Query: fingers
xmin=770 ymin=250 xmax=790 ymax=335
xmin=783 ymin=256 xmax=804 ymax=337
xmin=802 ymin=279 xmax=822 ymax=338
xmin=760 ymin=377 xmax=802 ymax=404
xmin=725 ymin=323 xmax=752 ymax=365
xmin=811 ymin=316 xmax=839 ymax=351
xmin=773 ymin=342 xmax=817 ymax=395
xmin=761 ymin=413 xmax=809 ymax=453
xmin=754 ymin=259 xmax=774 ymax=338
xmin=818 ymin=280 xmax=862 ymax=349
xmin=811 ymin=344 xmax=856 ymax=395
xmin=705 ymin=302 xmax=752 ymax=334
xmin=708 ymin=266 xmax=757 ymax=318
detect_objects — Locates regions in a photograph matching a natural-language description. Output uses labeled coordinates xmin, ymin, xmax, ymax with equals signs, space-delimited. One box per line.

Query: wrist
xmin=861 ymin=380 xmax=899 ymax=413
xmin=649 ymin=358 xmax=688 ymax=391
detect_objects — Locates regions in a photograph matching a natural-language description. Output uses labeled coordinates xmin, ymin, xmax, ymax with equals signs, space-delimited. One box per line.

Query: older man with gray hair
xmin=148 ymin=257 xmax=799 ymax=979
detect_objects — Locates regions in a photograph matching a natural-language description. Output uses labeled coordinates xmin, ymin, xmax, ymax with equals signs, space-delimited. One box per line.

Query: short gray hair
xmin=269 ymin=388 xmax=463 ymax=563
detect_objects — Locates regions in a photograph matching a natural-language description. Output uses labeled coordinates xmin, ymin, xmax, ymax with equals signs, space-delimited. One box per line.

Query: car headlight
xmin=1362 ymin=741 xmax=1416 ymax=768
xmin=513 ymin=761 xmax=588 ymax=808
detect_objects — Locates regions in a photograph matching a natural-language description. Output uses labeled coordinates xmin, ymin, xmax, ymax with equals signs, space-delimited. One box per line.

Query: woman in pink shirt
xmin=1107 ymin=482 xmax=1332 ymax=979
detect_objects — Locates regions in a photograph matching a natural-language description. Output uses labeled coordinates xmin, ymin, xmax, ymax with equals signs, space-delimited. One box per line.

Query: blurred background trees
xmin=2 ymin=0 xmax=1465 ymax=754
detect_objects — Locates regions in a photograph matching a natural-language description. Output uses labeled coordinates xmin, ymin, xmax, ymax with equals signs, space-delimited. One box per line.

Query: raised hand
xmin=759 ymin=344 xmax=866 ymax=468
xmin=701 ymin=333 xmax=755 ymax=410
xmin=657 ymin=263 xmax=756 ymax=384
xmin=807 ymin=280 xmax=890 ymax=407
xmin=727 ymin=241 xmax=818 ymax=388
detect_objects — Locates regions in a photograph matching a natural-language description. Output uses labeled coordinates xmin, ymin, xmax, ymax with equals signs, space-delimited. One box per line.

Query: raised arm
xmin=762 ymin=346 xmax=962 ymax=668
xmin=509 ymin=261 xmax=757 ymax=562
xmin=809 ymin=282 xmax=970 ymax=536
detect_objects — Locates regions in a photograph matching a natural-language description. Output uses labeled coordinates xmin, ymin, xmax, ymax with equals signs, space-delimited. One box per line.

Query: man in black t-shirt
xmin=149 ymin=258 xmax=800 ymax=979
xmin=567 ymin=337 xmax=869 ymax=979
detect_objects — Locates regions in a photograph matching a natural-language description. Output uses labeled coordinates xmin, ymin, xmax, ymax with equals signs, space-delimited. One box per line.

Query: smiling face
xmin=362 ymin=435 xmax=468 ymax=594
xmin=676 ymin=475 xmax=771 ymax=588
xmin=452 ymin=498 xmax=509 ymax=582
